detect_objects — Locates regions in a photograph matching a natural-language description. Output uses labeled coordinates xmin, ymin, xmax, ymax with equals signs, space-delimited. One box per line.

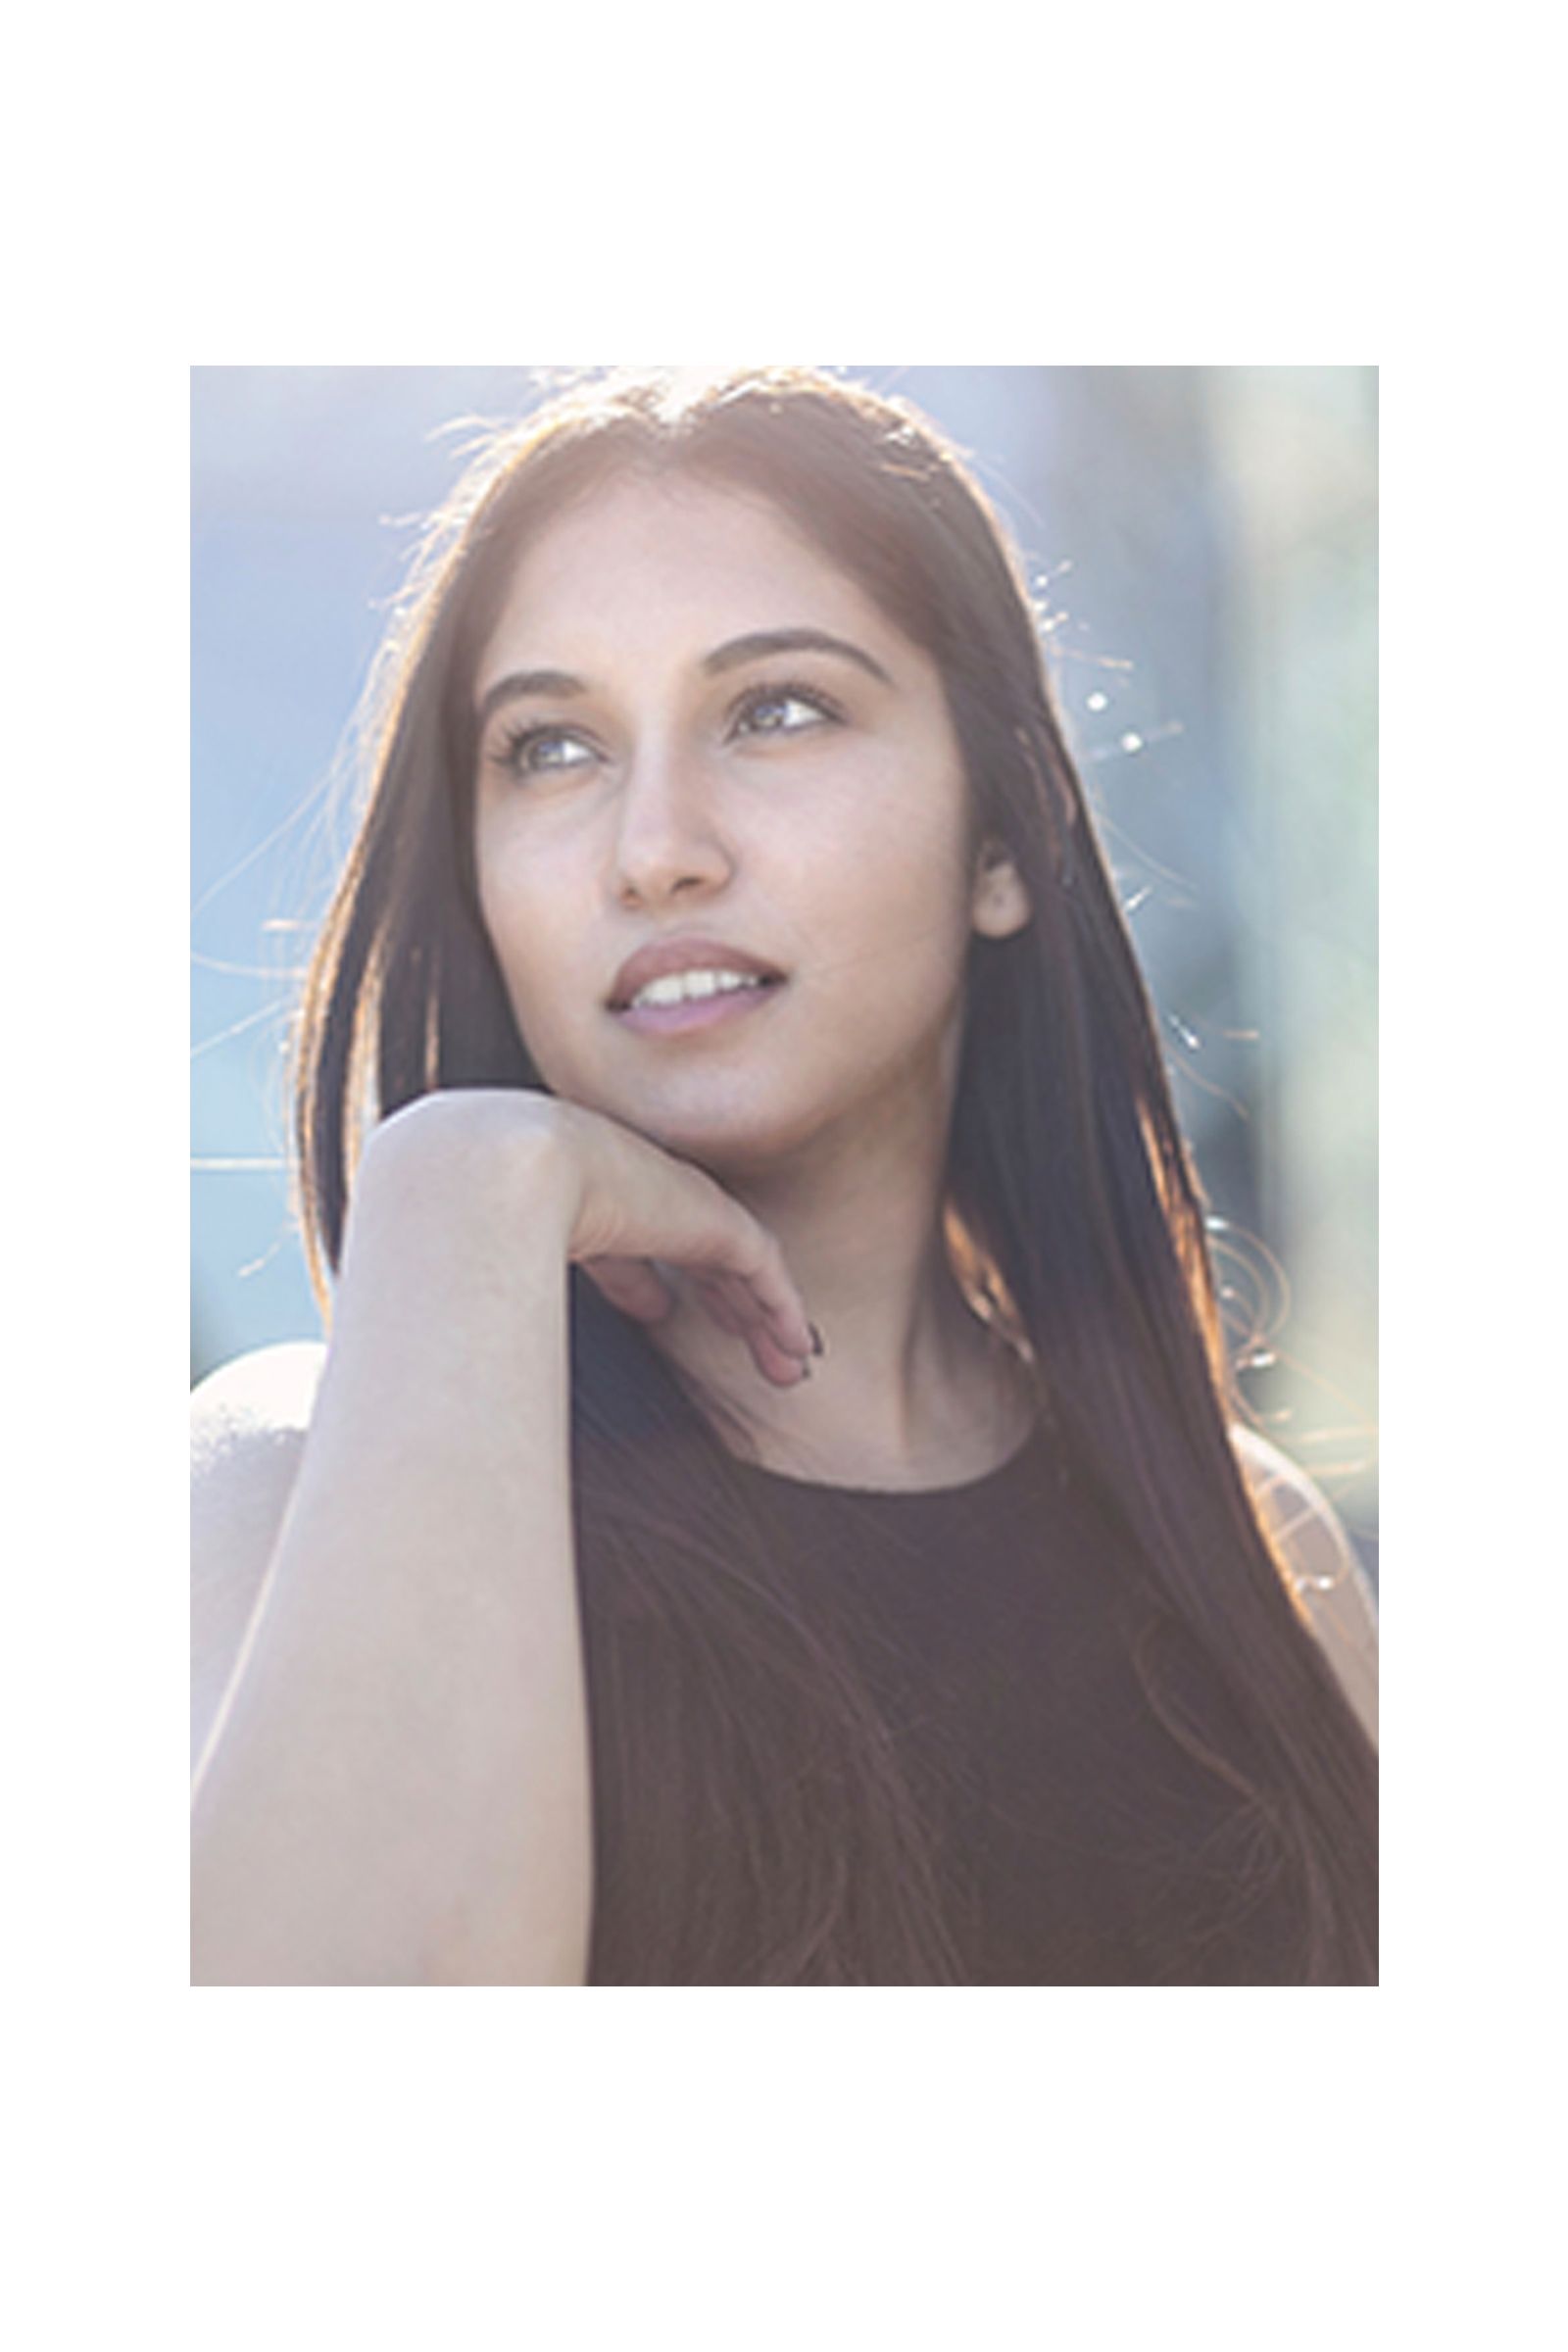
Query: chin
xmin=577 ymin=1068 xmax=822 ymax=1173
xmin=640 ymin=1106 xmax=808 ymax=1179
xmin=544 ymin=1034 xmax=947 ymax=1183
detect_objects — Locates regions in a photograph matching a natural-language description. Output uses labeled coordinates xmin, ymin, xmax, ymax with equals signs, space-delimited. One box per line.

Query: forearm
xmin=191 ymin=1114 xmax=592 ymax=1985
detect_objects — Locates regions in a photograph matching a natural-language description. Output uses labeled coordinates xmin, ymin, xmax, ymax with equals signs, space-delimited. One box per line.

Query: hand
xmin=361 ymin=1091 xmax=815 ymax=1389
xmin=546 ymin=1098 xmax=815 ymax=1388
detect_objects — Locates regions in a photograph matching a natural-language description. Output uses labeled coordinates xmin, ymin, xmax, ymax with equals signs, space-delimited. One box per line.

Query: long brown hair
xmin=293 ymin=367 xmax=1377 ymax=1983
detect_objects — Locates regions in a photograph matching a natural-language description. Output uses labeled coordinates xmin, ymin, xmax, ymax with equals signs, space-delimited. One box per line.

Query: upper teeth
xmin=629 ymin=968 xmax=770 ymax=1009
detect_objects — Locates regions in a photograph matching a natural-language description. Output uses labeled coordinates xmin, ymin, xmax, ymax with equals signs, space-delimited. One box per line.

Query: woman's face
xmin=470 ymin=470 xmax=1030 ymax=1180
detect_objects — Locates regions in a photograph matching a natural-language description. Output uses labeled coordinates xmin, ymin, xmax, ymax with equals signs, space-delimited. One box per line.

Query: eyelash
xmin=489 ymin=678 xmax=846 ymax=779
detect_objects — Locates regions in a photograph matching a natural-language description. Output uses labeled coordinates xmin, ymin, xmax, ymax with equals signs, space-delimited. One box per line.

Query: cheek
xmin=474 ymin=839 xmax=578 ymax=1039
xmin=856 ymin=825 xmax=975 ymax=971
xmin=477 ymin=816 xmax=568 ymax=957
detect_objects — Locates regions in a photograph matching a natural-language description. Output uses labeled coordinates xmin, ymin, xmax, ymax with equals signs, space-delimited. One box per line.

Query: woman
xmin=191 ymin=366 xmax=1378 ymax=1985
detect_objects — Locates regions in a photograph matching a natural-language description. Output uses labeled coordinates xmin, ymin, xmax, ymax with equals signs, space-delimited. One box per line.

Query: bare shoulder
xmin=191 ymin=1340 xmax=324 ymax=1561
xmin=191 ymin=1341 xmax=326 ymax=1771
xmin=1232 ymin=1426 xmax=1378 ymax=1747
xmin=192 ymin=1337 xmax=325 ymax=1452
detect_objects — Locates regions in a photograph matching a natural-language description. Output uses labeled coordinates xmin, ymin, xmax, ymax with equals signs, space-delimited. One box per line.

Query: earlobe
xmin=970 ymin=845 xmax=1032 ymax=940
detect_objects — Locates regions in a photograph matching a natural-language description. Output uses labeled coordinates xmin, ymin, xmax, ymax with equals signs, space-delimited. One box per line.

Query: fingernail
xmin=808 ymin=1322 xmax=826 ymax=1357
xmin=797 ymin=1359 xmax=812 ymax=1382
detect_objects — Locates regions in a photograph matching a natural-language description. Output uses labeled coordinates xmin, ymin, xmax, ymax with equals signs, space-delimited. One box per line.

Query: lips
xmin=606 ymin=933 xmax=787 ymax=1011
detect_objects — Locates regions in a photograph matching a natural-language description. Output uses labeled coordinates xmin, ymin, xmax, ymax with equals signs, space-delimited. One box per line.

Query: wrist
xmin=347 ymin=1091 xmax=581 ymax=1277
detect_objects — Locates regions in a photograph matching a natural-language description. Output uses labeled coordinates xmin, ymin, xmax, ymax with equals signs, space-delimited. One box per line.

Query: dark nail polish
xmin=808 ymin=1322 xmax=826 ymax=1357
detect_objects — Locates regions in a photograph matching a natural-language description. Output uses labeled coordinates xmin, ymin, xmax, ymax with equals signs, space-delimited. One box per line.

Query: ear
xmin=970 ymin=840 xmax=1032 ymax=940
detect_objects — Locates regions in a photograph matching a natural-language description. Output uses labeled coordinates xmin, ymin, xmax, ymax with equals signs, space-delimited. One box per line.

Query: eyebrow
xmin=474 ymin=627 xmax=893 ymax=736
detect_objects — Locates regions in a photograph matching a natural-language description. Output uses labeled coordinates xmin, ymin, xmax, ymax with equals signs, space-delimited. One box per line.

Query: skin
xmin=188 ymin=475 xmax=1374 ymax=1983
xmin=471 ymin=471 xmax=1037 ymax=1488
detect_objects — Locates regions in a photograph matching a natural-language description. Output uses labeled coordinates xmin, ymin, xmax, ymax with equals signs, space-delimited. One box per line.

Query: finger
xmin=581 ymin=1254 xmax=676 ymax=1324
xmin=750 ymin=1322 xmax=813 ymax=1388
xmin=726 ymin=1241 xmax=813 ymax=1363
xmin=686 ymin=1272 xmax=748 ymax=1338
xmin=729 ymin=1278 xmax=809 ymax=1367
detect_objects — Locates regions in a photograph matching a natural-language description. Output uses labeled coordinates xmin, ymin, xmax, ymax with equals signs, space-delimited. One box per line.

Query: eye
xmin=490 ymin=721 xmax=598 ymax=779
xmin=730 ymin=680 xmax=844 ymax=739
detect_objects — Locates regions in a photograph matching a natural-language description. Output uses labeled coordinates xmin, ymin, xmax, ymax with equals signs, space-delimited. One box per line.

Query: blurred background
xmin=191 ymin=366 xmax=1377 ymax=1576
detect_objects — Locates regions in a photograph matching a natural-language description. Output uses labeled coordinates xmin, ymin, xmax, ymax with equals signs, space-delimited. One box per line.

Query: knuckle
xmin=740 ymin=1223 xmax=781 ymax=1281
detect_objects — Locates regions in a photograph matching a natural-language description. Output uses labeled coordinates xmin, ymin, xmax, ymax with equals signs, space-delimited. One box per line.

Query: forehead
xmin=474 ymin=470 xmax=912 ymax=685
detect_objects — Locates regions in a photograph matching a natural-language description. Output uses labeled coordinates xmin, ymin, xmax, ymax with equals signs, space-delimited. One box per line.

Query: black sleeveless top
xmin=580 ymin=1419 xmax=1306 ymax=1984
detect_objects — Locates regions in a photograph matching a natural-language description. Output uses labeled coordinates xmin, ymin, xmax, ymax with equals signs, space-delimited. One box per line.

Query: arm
xmin=192 ymin=1102 xmax=593 ymax=1985
xmin=1233 ymin=1427 xmax=1379 ymax=1749
xmin=191 ymin=1091 xmax=814 ymax=1986
xmin=191 ymin=1341 xmax=322 ymax=1775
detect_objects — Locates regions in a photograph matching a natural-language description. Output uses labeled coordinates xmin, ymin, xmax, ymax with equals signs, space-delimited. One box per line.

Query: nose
xmin=608 ymin=734 xmax=734 ymax=911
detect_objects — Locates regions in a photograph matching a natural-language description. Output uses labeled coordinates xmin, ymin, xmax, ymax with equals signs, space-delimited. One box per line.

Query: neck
xmin=653 ymin=1113 xmax=1035 ymax=1490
